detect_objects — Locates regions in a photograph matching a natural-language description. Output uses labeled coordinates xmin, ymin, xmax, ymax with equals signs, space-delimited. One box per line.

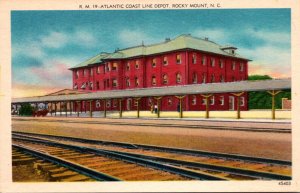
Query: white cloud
xmin=40 ymin=31 xmax=68 ymax=48
xmin=118 ymin=29 xmax=158 ymax=47
xmin=246 ymin=28 xmax=290 ymax=46
xmin=73 ymin=30 xmax=98 ymax=47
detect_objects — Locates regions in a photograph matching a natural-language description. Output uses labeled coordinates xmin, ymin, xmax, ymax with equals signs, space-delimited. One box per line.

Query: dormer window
xmin=221 ymin=45 xmax=237 ymax=55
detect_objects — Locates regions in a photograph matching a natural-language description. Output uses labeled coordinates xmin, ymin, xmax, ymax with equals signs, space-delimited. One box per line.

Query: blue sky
xmin=11 ymin=9 xmax=291 ymax=97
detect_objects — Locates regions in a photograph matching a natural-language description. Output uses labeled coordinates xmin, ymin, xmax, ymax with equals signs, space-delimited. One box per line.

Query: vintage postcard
xmin=0 ymin=0 xmax=299 ymax=192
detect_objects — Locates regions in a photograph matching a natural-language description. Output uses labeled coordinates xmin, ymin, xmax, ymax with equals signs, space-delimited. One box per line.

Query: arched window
xmin=126 ymin=77 xmax=130 ymax=87
xmin=152 ymin=76 xmax=156 ymax=86
xmin=176 ymin=54 xmax=181 ymax=64
xmin=135 ymin=77 xmax=139 ymax=86
xmin=202 ymin=73 xmax=206 ymax=83
xmin=192 ymin=95 xmax=197 ymax=105
xmin=219 ymin=60 xmax=224 ymax=68
xmin=220 ymin=75 xmax=225 ymax=82
xmin=240 ymin=63 xmax=244 ymax=71
xmin=96 ymin=100 xmax=101 ymax=108
xmin=162 ymin=74 xmax=168 ymax=85
xmin=192 ymin=72 xmax=197 ymax=84
xmin=97 ymin=66 xmax=100 ymax=74
xmin=135 ymin=60 xmax=139 ymax=69
xmin=211 ymin=58 xmax=215 ymax=67
xmin=210 ymin=96 xmax=215 ymax=105
xmin=176 ymin=73 xmax=182 ymax=83
xmin=192 ymin=54 xmax=197 ymax=64
xmin=163 ymin=56 xmax=168 ymax=65
xmin=112 ymin=62 xmax=118 ymax=71
xmin=90 ymin=68 xmax=93 ymax=76
xmin=219 ymin=96 xmax=224 ymax=105
xmin=75 ymin=71 xmax=79 ymax=78
xmin=167 ymin=97 xmax=172 ymax=106
xmin=126 ymin=62 xmax=130 ymax=71
xmin=152 ymin=58 xmax=157 ymax=67
xmin=201 ymin=55 xmax=206 ymax=65
xmin=73 ymin=83 xmax=78 ymax=89
xmin=211 ymin=74 xmax=215 ymax=83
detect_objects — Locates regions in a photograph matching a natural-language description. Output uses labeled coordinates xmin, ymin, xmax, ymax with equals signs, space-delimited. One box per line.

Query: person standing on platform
xmin=154 ymin=104 xmax=158 ymax=114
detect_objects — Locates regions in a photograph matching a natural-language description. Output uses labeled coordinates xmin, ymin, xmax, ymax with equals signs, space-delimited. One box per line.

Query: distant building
xmin=69 ymin=34 xmax=250 ymax=111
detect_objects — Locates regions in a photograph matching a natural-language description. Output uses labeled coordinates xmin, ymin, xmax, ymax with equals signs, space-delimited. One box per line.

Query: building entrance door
xmin=229 ymin=96 xmax=235 ymax=111
xmin=127 ymin=99 xmax=132 ymax=110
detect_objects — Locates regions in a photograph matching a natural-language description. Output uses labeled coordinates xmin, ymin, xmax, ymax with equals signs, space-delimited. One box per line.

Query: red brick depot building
xmin=70 ymin=34 xmax=250 ymax=112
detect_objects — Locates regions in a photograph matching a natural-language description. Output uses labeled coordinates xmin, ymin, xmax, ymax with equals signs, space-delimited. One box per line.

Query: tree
xmin=19 ymin=103 xmax=34 ymax=116
xmin=248 ymin=75 xmax=291 ymax=109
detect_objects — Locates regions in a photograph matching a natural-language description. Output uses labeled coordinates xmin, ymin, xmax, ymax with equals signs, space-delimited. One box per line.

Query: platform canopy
xmin=12 ymin=79 xmax=291 ymax=103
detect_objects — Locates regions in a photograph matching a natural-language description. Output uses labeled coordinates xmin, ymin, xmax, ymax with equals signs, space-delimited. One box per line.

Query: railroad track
xmin=12 ymin=118 xmax=291 ymax=133
xmin=12 ymin=131 xmax=291 ymax=181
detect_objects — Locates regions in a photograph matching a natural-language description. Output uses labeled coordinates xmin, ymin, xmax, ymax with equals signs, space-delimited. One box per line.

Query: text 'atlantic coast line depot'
xmin=70 ymin=34 xmax=249 ymax=112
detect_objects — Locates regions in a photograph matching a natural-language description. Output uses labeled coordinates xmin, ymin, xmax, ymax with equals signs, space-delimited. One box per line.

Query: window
xmin=240 ymin=97 xmax=245 ymax=106
xmin=220 ymin=75 xmax=225 ymax=82
xmin=97 ymin=67 xmax=100 ymax=74
xmin=152 ymin=58 xmax=157 ymax=67
xmin=126 ymin=77 xmax=130 ymax=87
xmin=202 ymin=73 xmax=206 ymax=83
xmin=211 ymin=74 xmax=215 ymax=83
xmin=192 ymin=72 xmax=197 ymax=84
xmin=106 ymin=63 xmax=110 ymax=72
xmin=219 ymin=96 xmax=224 ymax=105
xmin=201 ymin=55 xmax=206 ymax=65
xmin=232 ymin=61 xmax=236 ymax=70
xmin=202 ymin=98 xmax=207 ymax=105
xmin=176 ymin=73 xmax=182 ymax=83
xmin=75 ymin=71 xmax=79 ymax=78
xmin=90 ymin=68 xmax=93 ymax=76
xmin=192 ymin=95 xmax=197 ymax=105
xmin=135 ymin=77 xmax=139 ymax=86
xmin=135 ymin=60 xmax=139 ymax=69
xmin=81 ymin=82 xmax=86 ymax=89
xmin=112 ymin=79 xmax=117 ymax=87
xmin=211 ymin=58 xmax=215 ymax=67
xmin=96 ymin=100 xmax=101 ymax=108
xmin=113 ymin=99 xmax=117 ymax=107
xmin=112 ymin=62 xmax=118 ymax=71
xmin=162 ymin=74 xmax=168 ymax=85
xmin=106 ymin=100 xmax=111 ymax=108
xmin=240 ymin=63 xmax=244 ymax=72
xmin=176 ymin=54 xmax=181 ymax=64
xmin=192 ymin=54 xmax=197 ymax=64
xmin=219 ymin=60 xmax=224 ymax=68
xmin=83 ymin=69 xmax=87 ymax=76
xmin=167 ymin=98 xmax=172 ymax=106
xmin=96 ymin=81 xmax=100 ymax=90
xmin=148 ymin=97 xmax=153 ymax=106
xmin=152 ymin=76 xmax=156 ymax=86
xmin=126 ymin=62 xmax=130 ymax=71
xmin=163 ymin=56 xmax=168 ymax=65
xmin=210 ymin=96 xmax=215 ymax=105
xmin=73 ymin=83 xmax=78 ymax=90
